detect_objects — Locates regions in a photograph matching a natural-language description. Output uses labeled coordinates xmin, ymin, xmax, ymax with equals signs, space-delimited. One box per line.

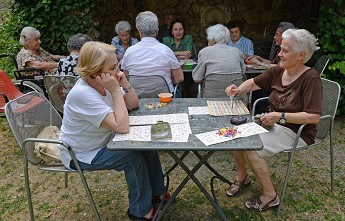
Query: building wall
xmin=94 ymin=0 xmax=317 ymax=53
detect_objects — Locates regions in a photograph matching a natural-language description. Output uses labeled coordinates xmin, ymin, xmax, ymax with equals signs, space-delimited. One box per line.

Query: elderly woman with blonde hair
xmin=59 ymin=41 xmax=166 ymax=220
xmin=17 ymin=26 xmax=65 ymax=75
xmin=111 ymin=20 xmax=139 ymax=61
xmin=225 ymin=29 xmax=321 ymax=212
xmin=192 ymin=24 xmax=245 ymax=83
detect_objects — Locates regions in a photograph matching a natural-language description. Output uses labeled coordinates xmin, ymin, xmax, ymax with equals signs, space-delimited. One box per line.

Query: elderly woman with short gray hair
xmin=192 ymin=24 xmax=246 ymax=83
xmin=58 ymin=33 xmax=92 ymax=76
xmin=111 ymin=20 xmax=139 ymax=61
xmin=225 ymin=29 xmax=321 ymax=212
xmin=17 ymin=26 xmax=65 ymax=76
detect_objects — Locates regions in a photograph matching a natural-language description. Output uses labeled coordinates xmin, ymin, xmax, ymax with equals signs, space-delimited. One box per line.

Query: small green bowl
xmin=184 ymin=63 xmax=195 ymax=70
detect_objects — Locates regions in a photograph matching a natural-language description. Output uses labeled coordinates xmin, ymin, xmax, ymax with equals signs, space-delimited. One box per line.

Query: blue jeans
xmin=70 ymin=148 xmax=166 ymax=217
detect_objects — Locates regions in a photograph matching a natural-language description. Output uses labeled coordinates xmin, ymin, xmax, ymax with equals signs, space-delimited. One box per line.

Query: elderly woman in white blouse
xmin=192 ymin=24 xmax=246 ymax=83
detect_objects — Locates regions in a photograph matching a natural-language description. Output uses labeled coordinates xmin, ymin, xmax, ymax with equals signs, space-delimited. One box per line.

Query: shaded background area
xmin=93 ymin=0 xmax=321 ymax=58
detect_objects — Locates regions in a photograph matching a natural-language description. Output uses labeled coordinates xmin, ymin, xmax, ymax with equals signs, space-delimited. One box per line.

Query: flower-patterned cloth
xmin=16 ymin=47 xmax=57 ymax=76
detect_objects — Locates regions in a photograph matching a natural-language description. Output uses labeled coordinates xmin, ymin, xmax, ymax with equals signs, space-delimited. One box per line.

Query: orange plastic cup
xmin=158 ymin=93 xmax=173 ymax=103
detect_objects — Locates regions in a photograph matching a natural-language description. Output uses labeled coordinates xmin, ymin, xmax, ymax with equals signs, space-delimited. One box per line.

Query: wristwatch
xmin=123 ymin=84 xmax=132 ymax=93
xmin=279 ymin=112 xmax=286 ymax=124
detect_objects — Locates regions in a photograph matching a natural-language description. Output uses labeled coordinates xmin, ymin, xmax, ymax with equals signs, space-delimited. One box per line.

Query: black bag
xmin=230 ymin=116 xmax=247 ymax=125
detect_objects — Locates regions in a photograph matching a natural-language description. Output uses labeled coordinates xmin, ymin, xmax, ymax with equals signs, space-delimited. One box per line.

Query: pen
xmin=231 ymin=93 xmax=238 ymax=109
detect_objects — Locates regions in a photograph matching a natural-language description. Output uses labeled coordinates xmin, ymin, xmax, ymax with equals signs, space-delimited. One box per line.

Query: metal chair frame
xmin=251 ymin=78 xmax=341 ymax=217
xmin=313 ymin=55 xmax=330 ymax=76
xmin=0 ymin=53 xmax=46 ymax=95
xmin=5 ymin=92 xmax=101 ymax=221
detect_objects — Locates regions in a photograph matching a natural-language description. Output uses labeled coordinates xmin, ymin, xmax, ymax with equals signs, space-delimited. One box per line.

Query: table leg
xmin=155 ymin=151 xmax=228 ymax=221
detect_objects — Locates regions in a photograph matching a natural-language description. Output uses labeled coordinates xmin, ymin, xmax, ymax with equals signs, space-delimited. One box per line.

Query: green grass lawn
xmin=1 ymin=117 xmax=345 ymax=221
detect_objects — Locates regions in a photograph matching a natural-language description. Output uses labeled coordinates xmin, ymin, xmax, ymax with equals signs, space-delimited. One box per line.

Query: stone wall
xmin=94 ymin=0 xmax=317 ymax=55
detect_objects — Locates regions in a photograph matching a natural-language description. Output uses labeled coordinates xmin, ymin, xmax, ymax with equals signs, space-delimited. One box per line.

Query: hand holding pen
xmin=230 ymin=93 xmax=238 ymax=109
xmin=225 ymin=85 xmax=240 ymax=109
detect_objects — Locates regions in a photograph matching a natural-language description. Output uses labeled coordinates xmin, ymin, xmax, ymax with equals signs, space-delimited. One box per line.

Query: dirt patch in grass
xmin=1 ymin=117 xmax=345 ymax=221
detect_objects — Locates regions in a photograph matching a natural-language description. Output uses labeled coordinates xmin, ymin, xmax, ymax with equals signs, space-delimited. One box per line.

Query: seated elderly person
xmin=226 ymin=20 xmax=254 ymax=58
xmin=17 ymin=26 xmax=65 ymax=75
xmin=163 ymin=20 xmax=193 ymax=60
xmin=111 ymin=20 xmax=139 ymax=61
xmin=60 ymin=41 xmax=168 ymax=220
xmin=247 ymin=22 xmax=295 ymax=68
xmin=157 ymin=13 xmax=175 ymax=43
xmin=192 ymin=24 xmax=245 ymax=83
xmin=58 ymin=33 xmax=92 ymax=76
xmin=121 ymin=11 xmax=184 ymax=97
xmin=225 ymin=29 xmax=321 ymax=211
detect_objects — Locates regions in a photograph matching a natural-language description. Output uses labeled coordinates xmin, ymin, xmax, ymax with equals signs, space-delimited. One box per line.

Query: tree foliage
xmin=318 ymin=0 xmax=345 ymax=114
xmin=0 ymin=0 xmax=95 ymax=74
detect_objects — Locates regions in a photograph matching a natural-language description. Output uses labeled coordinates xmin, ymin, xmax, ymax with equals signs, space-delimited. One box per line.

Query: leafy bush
xmin=318 ymin=0 xmax=345 ymax=114
xmin=0 ymin=0 xmax=95 ymax=75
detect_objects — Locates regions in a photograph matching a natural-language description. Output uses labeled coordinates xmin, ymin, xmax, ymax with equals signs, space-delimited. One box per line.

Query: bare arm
xmin=248 ymin=56 xmax=276 ymax=69
xmin=225 ymin=78 xmax=261 ymax=97
xmin=260 ymin=112 xmax=321 ymax=127
xmin=96 ymin=73 xmax=130 ymax=133
xmin=50 ymin=54 xmax=66 ymax=60
xmin=174 ymin=51 xmax=192 ymax=60
xmin=26 ymin=60 xmax=58 ymax=71
xmin=171 ymin=67 xmax=184 ymax=84
xmin=117 ymin=71 xmax=139 ymax=110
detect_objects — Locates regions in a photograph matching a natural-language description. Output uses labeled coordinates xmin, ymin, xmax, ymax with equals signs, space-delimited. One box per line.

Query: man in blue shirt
xmin=226 ymin=20 xmax=254 ymax=58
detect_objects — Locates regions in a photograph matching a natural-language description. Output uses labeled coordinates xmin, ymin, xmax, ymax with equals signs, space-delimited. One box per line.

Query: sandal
xmin=226 ymin=174 xmax=251 ymax=196
xmin=127 ymin=207 xmax=159 ymax=220
xmin=152 ymin=192 xmax=175 ymax=204
xmin=245 ymin=194 xmax=280 ymax=212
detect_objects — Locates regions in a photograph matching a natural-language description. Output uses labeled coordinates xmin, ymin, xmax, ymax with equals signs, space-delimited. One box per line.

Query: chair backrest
xmin=313 ymin=55 xmax=330 ymax=76
xmin=43 ymin=75 xmax=77 ymax=113
xmin=0 ymin=69 xmax=23 ymax=112
xmin=316 ymin=78 xmax=341 ymax=139
xmin=5 ymin=91 xmax=62 ymax=165
xmin=201 ymin=72 xmax=247 ymax=100
xmin=127 ymin=75 xmax=171 ymax=99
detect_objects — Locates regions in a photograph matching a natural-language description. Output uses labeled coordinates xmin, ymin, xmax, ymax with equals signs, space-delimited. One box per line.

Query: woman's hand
xmin=95 ymin=72 xmax=120 ymax=93
xmin=260 ymin=112 xmax=280 ymax=127
xmin=247 ymin=56 xmax=261 ymax=65
xmin=176 ymin=51 xmax=192 ymax=59
xmin=225 ymin=84 xmax=239 ymax=97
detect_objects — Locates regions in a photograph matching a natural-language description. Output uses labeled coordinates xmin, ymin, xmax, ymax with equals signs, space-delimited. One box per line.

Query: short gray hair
xmin=19 ymin=27 xmax=41 ymax=46
xmin=67 ymin=33 xmax=93 ymax=51
xmin=282 ymin=29 xmax=320 ymax=63
xmin=115 ymin=21 xmax=131 ymax=35
xmin=206 ymin=24 xmax=230 ymax=43
xmin=278 ymin=22 xmax=295 ymax=33
xmin=136 ymin=11 xmax=159 ymax=37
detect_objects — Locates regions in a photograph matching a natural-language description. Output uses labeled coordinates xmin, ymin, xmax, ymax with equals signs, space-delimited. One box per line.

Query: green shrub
xmin=0 ymin=0 xmax=95 ymax=76
xmin=317 ymin=0 xmax=345 ymax=114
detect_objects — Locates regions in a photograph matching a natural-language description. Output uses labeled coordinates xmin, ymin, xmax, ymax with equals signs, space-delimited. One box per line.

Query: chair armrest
xmin=0 ymin=93 xmax=9 ymax=103
xmin=22 ymin=138 xmax=83 ymax=172
xmin=173 ymin=84 xmax=179 ymax=98
xmin=197 ymin=83 xmax=202 ymax=98
xmin=288 ymin=114 xmax=334 ymax=153
xmin=251 ymin=96 xmax=269 ymax=117
xmin=14 ymin=68 xmax=45 ymax=80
